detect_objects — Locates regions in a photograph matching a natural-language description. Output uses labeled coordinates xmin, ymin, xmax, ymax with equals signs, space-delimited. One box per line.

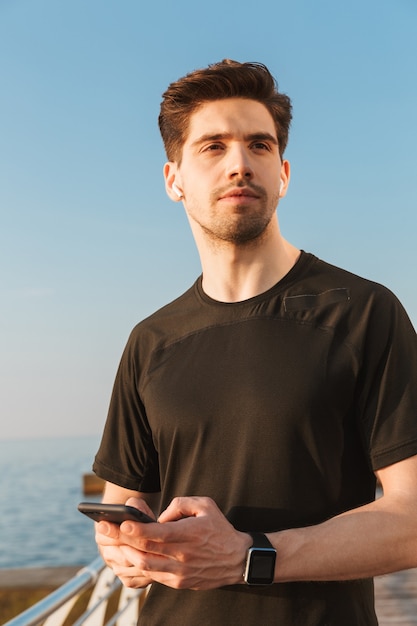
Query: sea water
xmin=0 ymin=435 xmax=102 ymax=569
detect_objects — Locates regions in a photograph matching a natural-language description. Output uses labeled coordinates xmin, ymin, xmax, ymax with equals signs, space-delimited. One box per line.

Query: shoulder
xmin=291 ymin=254 xmax=416 ymax=349
xmin=304 ymin=253 xmax=409 ymax=311
xmin=122 ymin=279 xmax=205 ymax=359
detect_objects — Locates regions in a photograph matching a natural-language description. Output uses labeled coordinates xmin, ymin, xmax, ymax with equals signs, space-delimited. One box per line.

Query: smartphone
xmin=78 ymin=502 xmax=155 ymax=524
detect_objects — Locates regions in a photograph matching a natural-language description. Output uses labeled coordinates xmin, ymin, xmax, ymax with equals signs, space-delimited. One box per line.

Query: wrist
xmin=243 ymin=532 xmax=277 ymax=585
xmin=234 ymin=532 xmax=253 ymax=585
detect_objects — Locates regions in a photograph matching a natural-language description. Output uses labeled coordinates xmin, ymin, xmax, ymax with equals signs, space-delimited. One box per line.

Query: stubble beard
xmin=198 ymin=184 xmax=280 ymax=247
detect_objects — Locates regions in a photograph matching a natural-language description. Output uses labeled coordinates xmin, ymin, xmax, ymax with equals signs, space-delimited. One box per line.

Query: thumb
xmin=158 ymin=496 xmax=218 ymax=523
xmin=125 ymin=496 xmax=156 ymax=521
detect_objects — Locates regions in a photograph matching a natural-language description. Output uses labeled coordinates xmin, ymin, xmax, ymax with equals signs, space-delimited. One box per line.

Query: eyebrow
xmin=190 ymin=132 xmax=279 ymax=148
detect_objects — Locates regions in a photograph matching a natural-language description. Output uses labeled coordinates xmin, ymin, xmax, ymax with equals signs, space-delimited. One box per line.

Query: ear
xmin=279 ymin=159 xmax=291 ymax=198
xmin=164 ymin=162 xmax=183 ymax=202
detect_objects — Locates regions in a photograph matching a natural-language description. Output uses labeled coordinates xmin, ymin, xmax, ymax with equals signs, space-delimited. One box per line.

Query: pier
xmin=375 ymin=568 xmax=417 ymax=625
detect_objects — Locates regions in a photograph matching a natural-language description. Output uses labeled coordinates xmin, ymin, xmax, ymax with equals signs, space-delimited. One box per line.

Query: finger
xmin=101 ymin=545 xmax=134 ymax=568
xmin=116 ymin=510 xmax=210 ymax=551
xmin=125 ymin=496 xmax=156 ymax=520
xmin=120 ymin=544 xmax=173 ymax=572
xmin=117 ymin=574 xmax=153 ymax=589
xmin=95 ymin=527 xmax=122 ymax=547
xmin=118 ymin=543 xmax=234 ymax=591
xmin=158 ymin=496 xmax=219 ymax=523
xmin=112 ymin=548 xmax=158 ymax=586
xmin=117 ymin=518 xmax=168 ymax=546
xmin=118 ymin=513 xmax=211 ymax=551
xmin=96 ymin=520 xmax=121 ymax=539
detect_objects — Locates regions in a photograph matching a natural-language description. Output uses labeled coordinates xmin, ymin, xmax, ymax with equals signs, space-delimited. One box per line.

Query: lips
xmin=219 ymin=188 xmax=260 ymax=200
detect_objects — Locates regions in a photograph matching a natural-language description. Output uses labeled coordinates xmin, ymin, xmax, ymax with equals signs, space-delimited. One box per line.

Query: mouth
xmin=218 ymin=187 xmax=260 ymax=201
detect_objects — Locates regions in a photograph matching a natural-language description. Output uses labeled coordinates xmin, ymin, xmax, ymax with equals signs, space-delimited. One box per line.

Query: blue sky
xmin=1 ymin=0 xmax=416 ymax=440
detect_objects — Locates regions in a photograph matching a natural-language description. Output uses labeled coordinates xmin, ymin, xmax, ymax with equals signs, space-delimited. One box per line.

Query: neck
xmin=195 ymin=219 xmax=300 ymax=303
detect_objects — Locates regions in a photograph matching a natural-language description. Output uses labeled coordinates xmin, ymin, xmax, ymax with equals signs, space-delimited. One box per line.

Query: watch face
xmin=246 ymin=548 xmax=276 ymax=585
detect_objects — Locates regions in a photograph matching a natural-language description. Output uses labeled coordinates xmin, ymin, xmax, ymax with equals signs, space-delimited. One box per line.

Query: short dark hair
xmin=158 ymin=59 xmax=292 ymax=163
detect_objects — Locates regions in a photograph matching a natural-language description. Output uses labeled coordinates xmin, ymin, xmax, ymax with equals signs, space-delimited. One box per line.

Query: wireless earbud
xmin=172 ymin=182 xmax=183 ymax=199
xmin=279 ymin=180 xmax=284 ymax=194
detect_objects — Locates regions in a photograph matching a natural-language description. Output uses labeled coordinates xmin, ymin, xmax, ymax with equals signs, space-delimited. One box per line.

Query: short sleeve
xmin=93 ymin=332 xmax=160 ymax=492
xmin=357 ymin=288 xmax=417 ymax=470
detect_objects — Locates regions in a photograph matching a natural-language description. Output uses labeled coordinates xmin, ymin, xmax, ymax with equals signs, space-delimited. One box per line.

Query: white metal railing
xmin=3 ymin=556 xmax=148 ymax=626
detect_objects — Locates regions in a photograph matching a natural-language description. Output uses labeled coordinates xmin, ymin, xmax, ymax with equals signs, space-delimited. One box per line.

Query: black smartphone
xmin=78 ymin=502 xmax=155 ymax=524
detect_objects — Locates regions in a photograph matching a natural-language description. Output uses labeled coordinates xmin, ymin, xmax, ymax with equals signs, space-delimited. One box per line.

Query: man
xmin=93 ymin=60 xmax=417 ymax=625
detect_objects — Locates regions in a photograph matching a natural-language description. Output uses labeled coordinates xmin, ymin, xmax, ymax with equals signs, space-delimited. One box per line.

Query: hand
xmin=100 ymin=496 xmax=252 ymax=590
xmin=95 ymin=497 xmax=156 ymax=589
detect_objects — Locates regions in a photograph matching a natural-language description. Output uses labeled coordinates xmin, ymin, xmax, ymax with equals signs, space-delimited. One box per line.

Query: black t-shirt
xmin=94 ymin=252 xmax=417 ymax=625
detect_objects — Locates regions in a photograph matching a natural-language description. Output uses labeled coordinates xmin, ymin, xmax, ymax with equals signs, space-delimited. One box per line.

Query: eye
xmin=251 ymin=142 xmax=270 ymax=151
xmin=203 ymin=143 xmax=224 ymax=152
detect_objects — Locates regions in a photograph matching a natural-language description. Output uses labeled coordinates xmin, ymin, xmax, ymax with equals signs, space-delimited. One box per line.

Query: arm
xmin=95 ymin=455 xmax=417 ymax=590
xmin=270 ymin=453 xmax=417 ymax=582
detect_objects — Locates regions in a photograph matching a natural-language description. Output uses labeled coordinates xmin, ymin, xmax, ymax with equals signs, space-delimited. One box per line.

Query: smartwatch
xmin=243 ymin=532 xmax=276 ymax=585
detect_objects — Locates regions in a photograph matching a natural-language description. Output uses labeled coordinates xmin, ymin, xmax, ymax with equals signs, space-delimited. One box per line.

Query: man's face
xmin=165 ymin=98 xmax=289 ymax=246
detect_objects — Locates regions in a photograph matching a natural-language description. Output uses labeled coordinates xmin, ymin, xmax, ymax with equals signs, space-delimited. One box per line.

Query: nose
xmin=225 ymin=144 xmax=254 ymax=181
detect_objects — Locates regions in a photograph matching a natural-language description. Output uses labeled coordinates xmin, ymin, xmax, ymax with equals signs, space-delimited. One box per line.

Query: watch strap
xmin=248 ymin=532 xmax=274 ymax=549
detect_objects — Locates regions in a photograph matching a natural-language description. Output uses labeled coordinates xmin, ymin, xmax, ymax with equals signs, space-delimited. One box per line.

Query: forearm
xmin=269 ymin=494 xmax=417 ymax=582
xmin=96 ymin=455 xmax=417 ymax=590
